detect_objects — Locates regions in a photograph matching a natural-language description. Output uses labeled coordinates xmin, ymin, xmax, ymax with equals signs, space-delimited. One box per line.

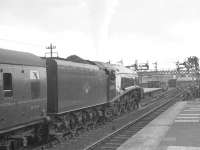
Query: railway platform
xmin=117 ymin=98 xmax=200 ymax=150
xmin=143 ymin=87 xmax=162 ymax=93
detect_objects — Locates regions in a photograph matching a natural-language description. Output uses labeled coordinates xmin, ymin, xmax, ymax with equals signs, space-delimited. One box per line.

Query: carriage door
xmin=30 ymin=70 xmax=40 ymax=99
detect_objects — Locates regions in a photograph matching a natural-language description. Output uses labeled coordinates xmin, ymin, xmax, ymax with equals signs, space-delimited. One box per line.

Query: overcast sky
xmin=0 ymin=0 xmax=200 ymax=69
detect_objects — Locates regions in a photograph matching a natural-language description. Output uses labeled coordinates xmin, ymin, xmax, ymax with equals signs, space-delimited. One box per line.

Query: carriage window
xmin=3 ymin=73 xmax=13 ymax=97
xmin=110 ymin=71 xmax=115 ymax=81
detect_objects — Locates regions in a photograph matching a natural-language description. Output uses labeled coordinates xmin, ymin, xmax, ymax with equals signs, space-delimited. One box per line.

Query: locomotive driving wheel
xmin=35 ymin=123 xmax=49 ymax=144
xmin=113 ymin=102 xmax=120 ymax=116
xmin=104 ymin=107 xmax=113 ymax=121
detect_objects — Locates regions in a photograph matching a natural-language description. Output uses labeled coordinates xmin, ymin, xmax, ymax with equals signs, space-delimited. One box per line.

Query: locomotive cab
xmin=105 ymin=69 xmax=116 ymax=101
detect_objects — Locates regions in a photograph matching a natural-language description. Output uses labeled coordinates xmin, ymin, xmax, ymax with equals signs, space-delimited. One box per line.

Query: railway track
xmin=39 ymin=89 xmax=181 ymax=150
xmin=33 ymin=88 xmax=183 ymax=150
xmin=84 ymin=91 xmax=182 ymax=150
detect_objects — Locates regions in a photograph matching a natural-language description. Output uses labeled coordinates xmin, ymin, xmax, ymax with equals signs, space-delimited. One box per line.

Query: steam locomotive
xmin=0 ymin=49 xmax=143 ymax=149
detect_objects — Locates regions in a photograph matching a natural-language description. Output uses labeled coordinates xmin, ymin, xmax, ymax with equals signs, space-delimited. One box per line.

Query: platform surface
xmin=117 ymin=99 xmax=200 ymax=150
xmin=143 ymin=88 xmax=162 ymax=93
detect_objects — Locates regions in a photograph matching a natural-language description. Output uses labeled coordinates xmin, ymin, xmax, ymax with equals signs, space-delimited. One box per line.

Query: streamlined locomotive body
xmin=113 ymin=65 xmax=138 ymax=93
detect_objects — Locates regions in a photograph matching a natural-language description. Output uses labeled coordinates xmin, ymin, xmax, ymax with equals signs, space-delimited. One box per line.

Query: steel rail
xmin=84 ymin=93 xmax=182 ymax=150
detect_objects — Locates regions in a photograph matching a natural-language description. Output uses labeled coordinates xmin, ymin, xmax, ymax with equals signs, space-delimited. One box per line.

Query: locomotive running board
xmin=109 ymin=86 xmax=141 ymax=103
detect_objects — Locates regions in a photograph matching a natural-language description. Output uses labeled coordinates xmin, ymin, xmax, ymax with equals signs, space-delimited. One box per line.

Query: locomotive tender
xmin=0 ymin=49 xmax=142 ymax=149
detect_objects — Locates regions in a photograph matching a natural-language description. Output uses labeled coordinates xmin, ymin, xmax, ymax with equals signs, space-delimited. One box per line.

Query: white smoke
xmin=85 ymin=0 xmax=119 ymax=59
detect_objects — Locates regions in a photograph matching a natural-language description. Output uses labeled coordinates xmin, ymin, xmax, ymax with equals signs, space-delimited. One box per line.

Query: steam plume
xmin=86 ymin=0 xmax=119 ymax=59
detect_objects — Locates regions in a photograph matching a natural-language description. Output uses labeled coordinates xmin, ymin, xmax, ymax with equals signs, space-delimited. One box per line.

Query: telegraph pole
xmin=46 ymin=43 xmax=56 ymax=58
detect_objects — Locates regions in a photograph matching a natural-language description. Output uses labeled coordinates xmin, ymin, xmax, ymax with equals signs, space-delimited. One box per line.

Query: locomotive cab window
xmin=110 ymin=71 xmax=116 ymax=81
xmin=3 ymin=73 xmax=13 ymax=97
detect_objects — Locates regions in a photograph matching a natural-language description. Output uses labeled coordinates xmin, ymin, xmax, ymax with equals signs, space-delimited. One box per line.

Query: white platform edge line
xmin=174 ymin=120 xmax=199 ymax=122
xmin=179 ymin=114 xmax=200 ymax=115
xmin=176 ymin=116 xmax=200 ymax=118
xmin=167 ymin=146 xmax=200 ymax=150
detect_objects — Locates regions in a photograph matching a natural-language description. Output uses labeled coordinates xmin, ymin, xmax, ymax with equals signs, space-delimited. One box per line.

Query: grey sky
xmin=0 ymin=0 xmax=200 ymax=69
